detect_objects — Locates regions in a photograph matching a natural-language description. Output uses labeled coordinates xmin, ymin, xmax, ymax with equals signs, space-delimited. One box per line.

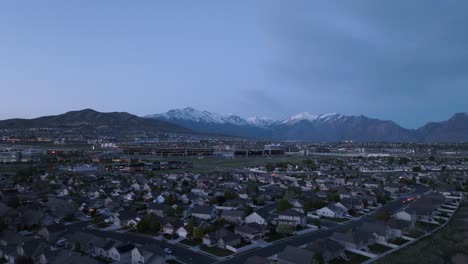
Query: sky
xmin=1 ymin=1 xmax=467 ymax=128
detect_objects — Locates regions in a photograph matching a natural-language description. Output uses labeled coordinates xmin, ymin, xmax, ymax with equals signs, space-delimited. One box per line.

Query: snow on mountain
xmin=224 ymin=115 xmax=249 ymax=126
xmin=148 ymin=108 xmax=351 ymax=127
xmin=146 ymin=107 xmax=226 ymax=124
xmin=246 ymin=116 xmax=274 ymax=127
xmin=281 ymin=112 xmax=318 ymax=124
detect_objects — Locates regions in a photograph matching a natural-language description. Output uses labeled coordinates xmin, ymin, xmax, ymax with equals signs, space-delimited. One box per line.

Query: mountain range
xmin=0 ymin=109 xmax=186 ymax=133
xmin=146 ymin=107 xmax=468 ymax=143
xmin=0 ymin=108 xmax=467 ymax=142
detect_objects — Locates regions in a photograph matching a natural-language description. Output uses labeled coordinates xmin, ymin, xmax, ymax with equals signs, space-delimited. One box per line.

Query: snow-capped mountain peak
xmin=246 ymin=116 xmax=274 ymax=127
xmin=146 ymin=107 xmax=225 ymax=123
xmin=224 ymin=115 xmax=249 ymax=126
xmin=282 ymin=112 xmax=318 ymax=124
xmin=147 ymin=108 xmax=349 ymax=128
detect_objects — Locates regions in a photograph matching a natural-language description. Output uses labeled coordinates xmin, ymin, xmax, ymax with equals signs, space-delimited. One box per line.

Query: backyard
xmin=376 ymin=201 xmax=468 ymax=264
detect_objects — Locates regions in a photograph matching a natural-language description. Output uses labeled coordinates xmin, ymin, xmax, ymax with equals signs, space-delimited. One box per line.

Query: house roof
xmin=277 ymin=245 xmax=314 ymax=264
xmin=117 ymin=244 xmax=136 ymax=254
xmin=358 ymin=221 xmax=388 ymax=236
xmin=326 ymin=204 xmax=346 ymax=213
xmin=221 ymin=210 xmax=245 ymax=218
xmin=235 ymin=223 xmax=265 ymax=235
xmin=305 ymin=238 xmax=344 ymax=255
xmin=0 ymin=229 xmax=27 ymax=245
xmin=191 ymin=205 xmax=214 ymax=215
xmin=278 ymin=208 xmax=303 ymax=217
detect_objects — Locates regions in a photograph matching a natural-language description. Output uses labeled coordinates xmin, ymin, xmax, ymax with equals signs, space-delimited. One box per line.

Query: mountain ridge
xmin=147 ymin=108 xmax=468 ymax=142
xmin=0 ymin=108 xmax=188 ymax=133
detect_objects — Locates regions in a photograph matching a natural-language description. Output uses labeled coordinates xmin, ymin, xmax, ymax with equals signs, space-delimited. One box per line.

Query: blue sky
xmin=1 ymin=1 xmax=467 ymax=128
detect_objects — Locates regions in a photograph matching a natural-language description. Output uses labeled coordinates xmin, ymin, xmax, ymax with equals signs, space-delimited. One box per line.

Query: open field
xmin=376 ymin=201 xmax=468 ymax=264
xmin=156 ymin=155 xmax=348 ymax=173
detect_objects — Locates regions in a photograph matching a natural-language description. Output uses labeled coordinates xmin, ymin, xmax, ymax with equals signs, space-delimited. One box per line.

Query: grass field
xmin=376 ymin=201 xmax=468 ymax=264
xmin=264 ymin=233 xmax=292 ymax=242
xmin=329 ymin=252 xmax=370 ymax=264
xmin=369 ymin=243 xmax=392 ymax=254
xmin=156 ymin=156 xmax=313 ymax=173
xmin=179 ymin=239 xmax=201 ymax=247
xmin=201 ymin=246 xmax=234 ymax=257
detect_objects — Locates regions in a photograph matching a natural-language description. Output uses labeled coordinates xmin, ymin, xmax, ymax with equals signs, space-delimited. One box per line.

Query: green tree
xmin=224 ymin=190 xmax=238 ymax=200
xmin=265 ymin=163 xmax=275 ymax=172
xmin=327 ymin=192 xmax=340 ymax=203
xmin=276 ymin=224 xmax=293 ymax=235
xmin=192 ymin=228 xmax=204 ymax=240
xmin=244 ymin=206 xmax=254 ymax=215
xmin=277 ymin=199 xmax=292 ymax=212
xmin=137 ymin=213 xmax=160 ymax=233
xmin=312 ymin=253 xmax=324 ymax=264
xmin=362 ymin=199 xmax=369 ymax=208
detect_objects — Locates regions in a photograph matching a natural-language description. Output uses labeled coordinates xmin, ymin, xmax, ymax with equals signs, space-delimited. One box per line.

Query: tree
xmin=376 ymin=193 xmax=390 ymax=204
xmin=224 ymin=190 xmax=238 ymax=200
xmin=244 ymin=206 xmax=254 ymax=215
xmin=136 ymin=213 xmax=160 ymax=234
xmin=265 ymin=163 xmax=275 ymax=172
xmin=312 ymin=218 xmax=321 ymax=227
xmin=362 ymin=199 xmax=369 ymax=208
xmin=312 ymin=253 xmax=324 ymax=264
xmin=277 ymin=199 xmax=292 ymax=212
xmin=192 ymin=228 xmax=204 ymax=240
xmin=166 ymin=194 xmax=178 ymax=205
xmin=327 ymin=192 xmax=340 ymax=203
xmin=14 ymin=256 xmax=34 ymax=264
xmin=276 ymin=224 xmax=293 ymax=235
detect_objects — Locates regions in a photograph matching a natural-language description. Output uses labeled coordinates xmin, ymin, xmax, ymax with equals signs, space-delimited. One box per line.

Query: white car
xmin=164 ymin=248 xmax=172 ymax=254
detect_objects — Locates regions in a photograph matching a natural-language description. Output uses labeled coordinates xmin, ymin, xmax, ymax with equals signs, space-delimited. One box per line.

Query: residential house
xmin=245 ymin=211 xmax=268 ymax=226
xmin=316 ymin=204 xmax=346 ymax=218
xmin=358 ymin=221 xmax=394 ymax=243
xmin=37 ymin=223 xmax=67 ymax=242
xmin=221 ymin=210 xmax=245 ymax=224
xmin=277 ymin=245 xmax=315 ymax=264
xmin=330 ymin=229 xmax=375 ymax=251
xmin=304 ymin=238 xmax=346 ymax=263
xmin=162 ymin=218 xmax=187 ymax=238
xmin=277 ymin=209 xmax=306 ymax=227
xmin=191 ymin=206 xmax=217 ymax=220
xmin=203 ymin=229 xmax=241 ymax=249
xmin=234 ymin=223 xmax=268 ymax=241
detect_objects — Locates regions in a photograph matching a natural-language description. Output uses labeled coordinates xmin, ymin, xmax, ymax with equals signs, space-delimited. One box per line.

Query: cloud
xmin=241 ymin=89 xmax=290 ymax=115
xmin=269 ymin=1 xmax=468 ymax=98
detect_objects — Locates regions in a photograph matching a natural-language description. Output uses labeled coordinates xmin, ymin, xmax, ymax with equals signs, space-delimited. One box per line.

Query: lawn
xmin=94 ymin=256 xmax=112 ymax=264
xmin=179 ymin=239 xmax=201 ymax=247
xmin=155 ymin=155 xmax=338 ymax=173
xmin=264 ymin=233 xmax=292 ymax=242
xmin=321 ymin=216 xmax=349 ymax=223
xmin=96 ymin=222 xmax=111 ymax=228
xmin=329 ymin=252 xmax=370 ymax=264
xmin=415 ymin=221 xmax=439 ymax=231
xmin=369 ymin=243 xmax=392 ymax=254
xmin=376 ymin=201 xmax=468 ymax=264
xmin=166 ymin=259 xmax=184 ymax=264
xmin=389 ymin=237 xmax=409 ymax=246
xmin=201 ymin=246 xmax=234 ymax=257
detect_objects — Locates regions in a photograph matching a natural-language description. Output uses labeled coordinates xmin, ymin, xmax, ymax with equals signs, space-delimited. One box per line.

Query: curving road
xmin=217 ymin=184 xmax=430 ymax=264
xmin=71 ymin=184 xmax=429 ymax=264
